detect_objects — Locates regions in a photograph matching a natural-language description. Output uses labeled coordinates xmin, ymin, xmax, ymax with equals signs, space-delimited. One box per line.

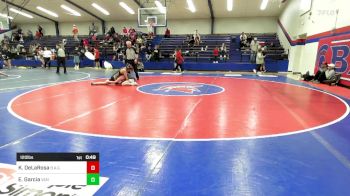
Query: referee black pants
xmin=56 ymin=57 xmax=66 ymax=74
xmin=125 ymin=59 xmax=139 ymax=80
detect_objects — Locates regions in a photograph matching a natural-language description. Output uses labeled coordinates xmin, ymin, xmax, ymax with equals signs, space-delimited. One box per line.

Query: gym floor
xmin=1 ymin=68 xmax=350 ymax=195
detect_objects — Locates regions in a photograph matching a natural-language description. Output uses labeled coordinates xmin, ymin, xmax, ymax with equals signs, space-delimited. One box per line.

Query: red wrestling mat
xmin=9 ymin=76 xmax=349 ymax=140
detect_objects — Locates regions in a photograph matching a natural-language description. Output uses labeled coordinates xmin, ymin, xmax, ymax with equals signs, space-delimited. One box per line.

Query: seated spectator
xmin=164 ymin=28 xmax=171 ymax=38
xmin=188 ymin=36 xmax=195 ymax=47
xmin=213 ymin=46 xmax=219 ymax=63
xmin=136 ymin=58 xmax=144 ymax=72
xmin=314 ymin=63 xmax=336 ymax=83
xmin=152 ymin=45 xmax=160 ymax=61
xmin=322 ymin=64 xmax=337 ymax=84
xmin=145 ymin=46 xmax=152 ymax=61
xmin=302 ymin=62 xmax=328 ymax=82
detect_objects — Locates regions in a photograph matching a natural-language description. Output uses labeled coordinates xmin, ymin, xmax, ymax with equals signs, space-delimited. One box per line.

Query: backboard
xmin=138 ymin=7 xmax=167 ymax=27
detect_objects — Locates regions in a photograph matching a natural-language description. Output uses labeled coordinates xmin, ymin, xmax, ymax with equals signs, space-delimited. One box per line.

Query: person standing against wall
xmin=56 ymin=45 xmax=67 ymax=74
xmin=124 ymin=41 xmax=139 ymax=80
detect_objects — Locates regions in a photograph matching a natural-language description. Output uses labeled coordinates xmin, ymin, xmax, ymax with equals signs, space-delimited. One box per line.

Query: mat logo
xmin=156 ymin=84 xmax=203 ymax=94
xmin=0 ymin=163 xmax=108 ymax=196
xmin=137 ymin=82 xmax=224 ymax=96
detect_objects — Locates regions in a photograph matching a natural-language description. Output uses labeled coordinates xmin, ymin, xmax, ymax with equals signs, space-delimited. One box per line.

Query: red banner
xmin=315 ymin=34 xmax=350 ymax=86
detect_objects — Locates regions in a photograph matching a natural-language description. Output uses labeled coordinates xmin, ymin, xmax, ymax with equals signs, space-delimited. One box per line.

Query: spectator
xmin=109 ymin=26 xmax=116 ymax=36
xmin=254 ymin=48 xmax=266 ymax=73
xmin=56 ymin=44 xmax=67 ymax=74
xmin=313 ymin=63 xmax=336 ymax=83
xmin=73 ymin=46 xmax=81 ymax=70
xmin=213 ymin=46 xmax=219 ymax=63
xmin=93 ymin=47 xmax=101 ymax=69
xmin=173 ymin=49 xmax=184 ymax=72
xmin=220 ymin=43 xmax=228 ymax=62
xmin=37 ymin=46 xmax=44 ymax=68
xmin=240 ymin=32 xmax=247 ymax=49
xmin=164 ymin=28 xmax=171 ymax=38
xmin=323 ymin=63 xmax=336 ymax=84
xmin=145 ymin=46 xmax=152 ymax=61
xmin=247 ymin=33 xmax=253 ymax=44
xmin=302 ymin=62 xmax=328 ymax=82
xmin=193 ymin=30 xmax=201 ymax=46
xmin=136 ymin=58 xmax=144 ymax=72
xmin=1 ymin=47 xmax=12 ymax=69
xmin=72 ymin=24 xmax=79 ymax=41
xmin=152 ymin=45 xmax=160 ymax=61
xmin=250 ymin=37 xmax=259 ymax=63
xmin=122 ymin=27 xmax=128 ymax=36
xmin=27 ymin=30 xmax=33 ymax=40
xmin=188 ymin=36 xmax=195 ymax=47
xmin=38 ymin=25 xmax=43 ymax=37
xmin=43 ymin=47 xmax=52 ymax=69
xmin=89 ymin=22 xmax=97 ymax=36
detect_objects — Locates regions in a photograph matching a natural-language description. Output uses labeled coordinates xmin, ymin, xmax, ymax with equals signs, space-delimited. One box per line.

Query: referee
xmin=56 ymin=44 xmax=67 ymax=74
xmin=124 ymin=41 xmax=139 ymax=80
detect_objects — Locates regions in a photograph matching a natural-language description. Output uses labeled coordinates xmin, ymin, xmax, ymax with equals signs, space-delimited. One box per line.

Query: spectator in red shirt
xmin=213 ymin=46 xmax=219 ymax=63
xmin=164 ymin=28 xmax=170 ymax=38
xmin=173 ymin=49 xmax=184 ymax=72
xmin=72 ymin=24 xmax=79 ymax=41
xmin=122 ymin=27 xmax=128 ymax=36
xmin=94 ymin=47 xmax=101 ymax=69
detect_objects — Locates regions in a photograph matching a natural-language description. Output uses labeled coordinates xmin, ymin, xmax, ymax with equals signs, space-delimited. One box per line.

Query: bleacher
xmin=157 ymin=33 xmax=287 ymax=63
xmin=158 ymin=34 xmax=231 ymax=62
xmin=235 ymin=33 xmax=287 ymax=62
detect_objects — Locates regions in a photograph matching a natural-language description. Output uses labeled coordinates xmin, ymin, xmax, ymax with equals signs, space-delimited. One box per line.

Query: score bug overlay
xmin=16 ymin=153 xmax=100 ymax=185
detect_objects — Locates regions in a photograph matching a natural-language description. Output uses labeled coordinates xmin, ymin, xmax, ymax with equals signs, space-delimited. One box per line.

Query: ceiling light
xmin=92 ymin=3 xmax=110 ymax=15
xmin=0 ymin=13 xmax=13 ymax=20
xmin=60 ymin=5 xmax=81 ymax=16
xmin=260 ymin=0 xmax=269 ymax=10
xmin=227 ymin=0 xmax=233 ymax=11
xmin=36 ymin=6 xmax=58 ymax=17
xmin=119 ymin=2 xmax=135 ymax=15
xmin=155 ymin=1 xmax=166 ymax=14
xmin=9 ymin=8 xmax=33 ymax=18
xmin=187 ymin=0 xmax=196 ymax=13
